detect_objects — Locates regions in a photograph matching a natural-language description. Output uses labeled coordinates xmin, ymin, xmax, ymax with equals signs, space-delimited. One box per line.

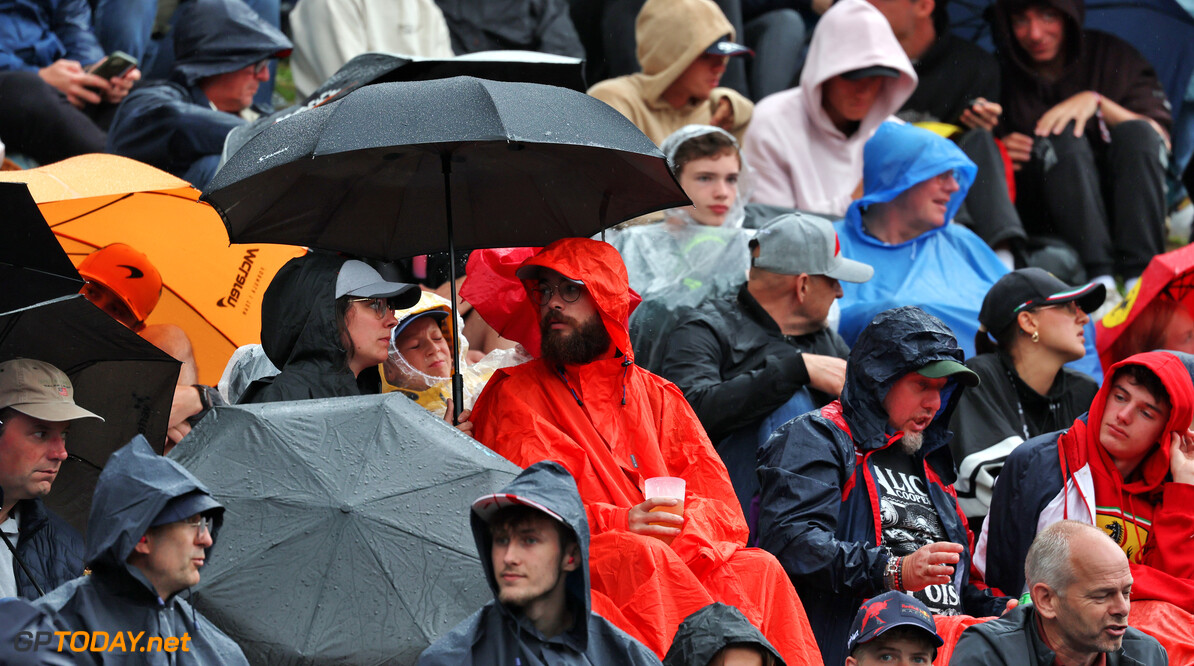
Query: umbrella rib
xmin=158 ymin=283 xmax=238 ymax=347
xmin=45 ymin=192 xmax=136 ymax=228
xmin=358 ymin=531 xmax=435 ymax=644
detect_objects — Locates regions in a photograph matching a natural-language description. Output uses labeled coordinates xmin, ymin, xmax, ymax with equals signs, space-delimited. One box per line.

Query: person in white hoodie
xmin=743 ymin=0 xmax=917 ymax=217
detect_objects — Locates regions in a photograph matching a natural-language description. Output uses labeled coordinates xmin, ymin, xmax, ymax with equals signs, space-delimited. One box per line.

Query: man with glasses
xmin=835 ymin=121 xmax=1011 ymax=358
xmin=105 ymin=0 xmax=292 ymax=189
xmin=0 ymin=359 xmax=102 ymax=600
xmin=470 ymin=238 xmax=823 ymax=663
xmin=36 ymin=435 xmax=249 ymax=664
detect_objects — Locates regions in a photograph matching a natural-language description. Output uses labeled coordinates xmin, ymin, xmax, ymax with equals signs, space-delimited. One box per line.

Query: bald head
xmin=1026 ymin=521 xmax=1127 ymax=595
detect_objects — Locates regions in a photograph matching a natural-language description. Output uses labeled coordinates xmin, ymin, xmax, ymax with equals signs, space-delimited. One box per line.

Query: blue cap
xmin=847 ymin=591 xmax=943 ymax=654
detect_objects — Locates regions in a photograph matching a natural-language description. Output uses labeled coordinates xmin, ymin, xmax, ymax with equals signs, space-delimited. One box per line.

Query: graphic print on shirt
xmin=1096 ymin=506 xmax=1152 ymax=563
xmin=872 ymin=449 xmax=964 ymax=615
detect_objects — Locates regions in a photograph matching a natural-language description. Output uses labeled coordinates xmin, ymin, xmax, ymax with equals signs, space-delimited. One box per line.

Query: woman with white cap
xmin=239 ymin=253 xmax=420 ymax=404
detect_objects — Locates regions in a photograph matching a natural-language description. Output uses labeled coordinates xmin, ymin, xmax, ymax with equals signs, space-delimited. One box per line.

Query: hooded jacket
xmin=0 ymin=598 xmax=74 ymax=665
xmin=949 ymin=350 xmax=1098 ymax=520
xmin=471 ymin=238 xmax=823 ymax=664
xmin=241 ymin=252 xmax=368 ymax=404
xmin=417 ymin=461 xmax=661 ymax=665
xmin=756 ymin=306 xmax=1008 ymax=666
xmin=978 ymin=351 xmax=1194 ymax=605
xmin=991 ymin=0 xmax=1171 ymax=139
xmin=9 ymin=496 xmax=84 ymax=600
xmin=587 ymin=0 xmax=753 ymax=145
xmin=743 ymin=0 xmax=917 ymax=216
xmin=836 ymin=121 xmax=1008 ymax=358
xmin=662 ymin=602 xmax=784 ymax=666
xmin=105 ymin=0 xmax=293 ymax=188
xmin=0 ymin=0 xmax=103 ymax=71
xmin=35 ymin=435 xmax=248 ymax=665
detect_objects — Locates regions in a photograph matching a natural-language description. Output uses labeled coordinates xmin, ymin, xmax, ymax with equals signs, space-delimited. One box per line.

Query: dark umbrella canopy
xmin=0 ymin=294 xmax=181 ymax=533
xmin=0 ymin=183 xmax=84 ymax=314
xmin=172 ymin=392 xmax=522 ymax=665
xmin=202 ymin=76 xmax=689 ymax=260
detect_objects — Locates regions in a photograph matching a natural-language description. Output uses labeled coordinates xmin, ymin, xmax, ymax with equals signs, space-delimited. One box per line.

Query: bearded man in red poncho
xmin=470 ymin=237 xmax=822 ymax=663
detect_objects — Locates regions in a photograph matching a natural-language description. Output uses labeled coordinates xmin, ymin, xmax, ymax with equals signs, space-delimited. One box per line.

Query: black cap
xmin=979 ymin=268 xmax=1105 ymax=336
xmin=841 ymin=65 xmax=901 ymax=80
xmin=705 ymin=35 xmax=753 ymax=57
xmin=847 ymin=591 xmax=944 ymax=655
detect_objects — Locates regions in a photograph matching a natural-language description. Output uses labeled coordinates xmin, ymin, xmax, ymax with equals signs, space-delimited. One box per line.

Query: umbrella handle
xmin=443 ymin=152 xmax=465 ymax=424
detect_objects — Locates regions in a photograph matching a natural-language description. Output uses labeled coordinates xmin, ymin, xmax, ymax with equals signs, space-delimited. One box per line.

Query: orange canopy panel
xmin=0 ymin=155 xmax=306 ymax=385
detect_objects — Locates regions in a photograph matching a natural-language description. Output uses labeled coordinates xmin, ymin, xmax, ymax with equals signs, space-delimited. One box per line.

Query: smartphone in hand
xmin=89 ymin=51 xmax=139 ymax=79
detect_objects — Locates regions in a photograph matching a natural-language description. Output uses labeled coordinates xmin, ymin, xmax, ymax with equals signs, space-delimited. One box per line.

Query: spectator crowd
xmin=5 ymin=0 xmax=1194 ymax=664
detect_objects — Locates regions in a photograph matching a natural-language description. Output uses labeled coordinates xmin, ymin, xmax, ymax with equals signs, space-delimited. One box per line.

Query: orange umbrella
xmin=0 ymin=155 xmax=305 ymax=385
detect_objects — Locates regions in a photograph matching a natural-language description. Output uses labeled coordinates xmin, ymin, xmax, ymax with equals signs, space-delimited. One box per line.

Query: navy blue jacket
xmin=13 ymin=498 xmax=84 ymax=600
xmin=36 ymin=436 xmax=248 ymax=665
xmin=0 ymin=0 xmax=103 ymax=71
xmin=105 ymin=0 xmax=291 ymax=188
xmin=756 ymin=306 xmax=1007 ymax=666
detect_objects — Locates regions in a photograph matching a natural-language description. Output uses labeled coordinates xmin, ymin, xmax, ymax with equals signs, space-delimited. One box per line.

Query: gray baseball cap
xmin=335 ymin=260 xmax=420 ymax=308
xmin=752 ymin=213 xmax=874 ymax=283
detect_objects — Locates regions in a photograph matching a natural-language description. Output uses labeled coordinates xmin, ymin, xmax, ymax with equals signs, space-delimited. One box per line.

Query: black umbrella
xmin=203 ymin=76 xmax=690 ymax=417
xmin=172 ymin=393 xmax=522 ymax=665
xmin=0 ymin=182 xmax=84 ymax=314
xmin=221 ymin=51 xmax=586 ymax=174
xmin=0 ymin=294 xmax=181 ymax=533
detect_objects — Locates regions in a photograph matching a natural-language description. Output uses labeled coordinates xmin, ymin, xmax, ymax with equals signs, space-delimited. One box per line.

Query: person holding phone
xmin=105 ymin=0 xmax=291 ymax=189
xmin=0 ymin=0 xmax=142 ymax=163
xmin=978 ymin=350 xmax=1194 ymax=608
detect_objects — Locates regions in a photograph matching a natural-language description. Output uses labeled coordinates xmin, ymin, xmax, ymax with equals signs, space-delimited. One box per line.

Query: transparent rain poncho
xmin=607 ymin=125 xmax=757 ymax=373
xmin=379 ymin=291 xmax=530 ymax=417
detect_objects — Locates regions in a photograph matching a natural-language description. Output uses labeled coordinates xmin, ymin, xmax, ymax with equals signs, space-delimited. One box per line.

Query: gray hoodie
xmin=417 ymin=461 xmax=661 ymax=665
xmin=35 ymin=436 xmax=248 ymax=665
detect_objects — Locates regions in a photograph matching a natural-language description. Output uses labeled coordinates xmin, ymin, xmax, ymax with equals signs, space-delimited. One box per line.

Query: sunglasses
xmin=347 ymin=296 xmax=396 ymax=319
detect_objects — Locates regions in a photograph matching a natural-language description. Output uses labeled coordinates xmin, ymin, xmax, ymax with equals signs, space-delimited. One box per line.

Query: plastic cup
xmin=644 ymin=477 xmax=685 ymax=543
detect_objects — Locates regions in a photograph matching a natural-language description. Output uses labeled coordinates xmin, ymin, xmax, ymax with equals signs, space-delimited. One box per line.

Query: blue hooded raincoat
xmin=834 ymin=122 xmax=1006 ymax=358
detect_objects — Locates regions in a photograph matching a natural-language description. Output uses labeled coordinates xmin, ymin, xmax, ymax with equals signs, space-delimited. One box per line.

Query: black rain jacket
xmin=662 ymin=602 xmax=784 ymax=666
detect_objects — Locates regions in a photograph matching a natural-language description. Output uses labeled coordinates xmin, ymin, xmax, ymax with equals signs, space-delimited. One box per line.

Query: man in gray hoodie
xmin=35 ymin=436 xmax=247 ymax=665
xmin=417 ymin=461 xmax=661 ymax=665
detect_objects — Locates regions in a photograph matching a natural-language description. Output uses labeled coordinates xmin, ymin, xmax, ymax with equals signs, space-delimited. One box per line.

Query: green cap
xmin=917 ymin=360 xmax=980 ymax=387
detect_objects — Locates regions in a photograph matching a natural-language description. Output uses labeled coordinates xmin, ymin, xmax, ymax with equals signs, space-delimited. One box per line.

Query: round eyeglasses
xmin=530 ymin=281 xmax=583 ymax=306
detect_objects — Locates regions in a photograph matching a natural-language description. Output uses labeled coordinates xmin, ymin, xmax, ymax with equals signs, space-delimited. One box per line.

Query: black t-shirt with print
xmin=870 ymin=445 xmax=965 ymax=615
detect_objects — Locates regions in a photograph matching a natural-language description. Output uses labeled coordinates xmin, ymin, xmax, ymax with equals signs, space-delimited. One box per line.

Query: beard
xmin=540 ymin=310 xmax=611 ymax=366
xmin=900 ymin=430 xmax=924 ymax=455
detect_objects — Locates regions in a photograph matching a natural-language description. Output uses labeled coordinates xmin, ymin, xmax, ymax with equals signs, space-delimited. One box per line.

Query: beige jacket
xmin=587 ymin=0 xmax=753 ymax=145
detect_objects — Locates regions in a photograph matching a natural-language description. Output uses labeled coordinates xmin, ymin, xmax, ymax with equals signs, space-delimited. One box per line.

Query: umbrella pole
xmin=442 ymin=153 xmax=464 ymax=424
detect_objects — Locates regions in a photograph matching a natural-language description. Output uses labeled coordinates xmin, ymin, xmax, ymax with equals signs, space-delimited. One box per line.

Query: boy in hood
xmin=835 ymin=121 xmax=1010 ymax=358
xmin=588 ymin=0 xmax=754 ymax=145
xmin=992 ymin=0 xmax=1171 ymax=300
xmin=979 ymin=351 xmax=1194 ymax=609
xmin=755 ymin=306 xmax=1012 ymax=666
xmin=663 ymin=602 xmax=785 ymax=666
xmin=35 ymin=436 xmax=248 ymax=664
xmin=417 ymin=461 xmax=661 ymax=665
xmin=743 ymin=0 xmax=916 ymax=217
xmin=105 ymin=0 xmax=292 ymax=189
xmin=471 ymin=238 xmax=823 ymax=663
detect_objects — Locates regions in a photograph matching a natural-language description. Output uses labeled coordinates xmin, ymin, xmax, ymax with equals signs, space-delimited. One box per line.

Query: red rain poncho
xmin=471 ymin=238 xmax=822 ymax=663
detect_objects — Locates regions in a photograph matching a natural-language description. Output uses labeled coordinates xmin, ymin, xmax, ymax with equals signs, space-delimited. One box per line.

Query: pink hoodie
xmin=743 ymin=0 xmax=916 ymax=216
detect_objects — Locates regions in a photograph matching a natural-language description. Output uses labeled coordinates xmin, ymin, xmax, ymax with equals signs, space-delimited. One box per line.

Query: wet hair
xmin=1110 ymin=363 xmax=1170 ymax=410
xmin=1104 ymin=297 xmax=1189 ymax=366
xmin=670 ymin=132 xmax=740 ymax=178
xmin=334 ymin=296 xmax=356 ymax=365
xmin=489 ymin=504 xmax=577 ymax=552
xmin=850 ymin=625 xmax=938 ymax=660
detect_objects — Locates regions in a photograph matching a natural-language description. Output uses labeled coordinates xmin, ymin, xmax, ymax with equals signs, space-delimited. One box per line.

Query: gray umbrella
xmin=171 ymin=392 xmax=521 ymax=665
